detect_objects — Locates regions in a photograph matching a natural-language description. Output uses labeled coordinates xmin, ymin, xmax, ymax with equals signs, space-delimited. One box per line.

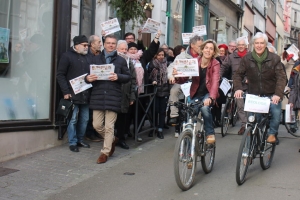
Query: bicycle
xmin=173 ymin=100 xmax=216 ymax=190
xmin=220 ymin=80 xmax=238 ymax=137
xmin=282 ymin=91 xmax=300 ymax=137
xmin=236 ymin=97 xmax=276 ymax=185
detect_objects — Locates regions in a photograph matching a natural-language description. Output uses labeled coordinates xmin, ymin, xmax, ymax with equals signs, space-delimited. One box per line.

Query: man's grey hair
xmin=160 ymin=43 xmax=169 ymax=48
xmin=236 ymin=37 xmax=246 ymax=45
xmin=189 ymin=35 xmax=204 ymax=45
xmin=117 ymin=40 xmax=128 ymax=48
xmin=252 ymin=32 xmax=268 ymax=45
xmin=88 ymin=35 xmax=99 ymax=45
xmin=267 ymin=42 xmax=277 ymax=54
xmin=228 ymin=40 xmax=237 ymax=45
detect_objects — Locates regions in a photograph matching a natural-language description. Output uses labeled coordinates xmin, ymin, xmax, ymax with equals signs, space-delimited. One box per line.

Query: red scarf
xmin=190 ymin=49 xmax=199 ymax=58
xmin=237 ymin=49 xmax=247 ymax=58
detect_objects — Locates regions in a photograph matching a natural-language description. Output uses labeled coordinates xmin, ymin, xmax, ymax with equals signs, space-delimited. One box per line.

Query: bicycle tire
xmin=284 ymin=119 xmax=300 ymax=137
xmin=201 ymin=138 xmax=216 ymax=174
xmin=260 ymin=126 xmax=276 ymax=170
xmin=232 ymin=99 xmax=238 ymax=127
xmin=236 ymin=127 xmax=253 ymax=185
xmin=174 ymin=129 xmax=197 ymax=191
xmin=221 ymin=100 xmax=231 ymax=137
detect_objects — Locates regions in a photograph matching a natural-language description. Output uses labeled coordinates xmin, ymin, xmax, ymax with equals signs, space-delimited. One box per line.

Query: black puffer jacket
xmin=233 ymin=49 xmax=286 ymax=98
xmin=88 ymin=51 xmax=131 ymax=113
xmin=56 ymin=47 xmax=92 ymax=104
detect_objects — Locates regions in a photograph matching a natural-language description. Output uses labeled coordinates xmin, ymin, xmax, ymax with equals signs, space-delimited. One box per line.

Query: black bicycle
xmin=236 ymin=98 xmax=276 ymax=185
xmin=220 ymin=80 xmax=238 ymax=137
xmin=173 ymin=100 xmax=215 ymax=190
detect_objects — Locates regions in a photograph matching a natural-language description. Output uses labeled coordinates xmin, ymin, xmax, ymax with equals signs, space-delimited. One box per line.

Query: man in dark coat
xmin=56 ymin=35 xmax=92 ymax=152
xmin=86 ymin=35 xmax=130 ymax=164
xmin=234 ymin=32 xmax=286 ymax=143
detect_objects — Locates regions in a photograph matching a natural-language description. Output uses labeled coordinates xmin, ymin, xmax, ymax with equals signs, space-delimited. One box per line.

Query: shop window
xmin=194 ymin=3 xmax=204 ymax=27
xmin=0 ymin=0 xmax=54 ymax=121
xmin=168 ymin=0 xmax=183 ymax=48
xmin=80 ymin=0 xmax=95 ymax=37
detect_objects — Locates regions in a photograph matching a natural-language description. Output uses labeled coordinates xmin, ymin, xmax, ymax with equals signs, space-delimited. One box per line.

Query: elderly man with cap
xmin=220 ymin=36 xmax=249 ymax=135
xmin=57 ymin=35 xmax=92 ymax=152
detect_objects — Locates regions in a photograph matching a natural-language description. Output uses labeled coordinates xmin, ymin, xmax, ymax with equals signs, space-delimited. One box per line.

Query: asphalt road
xmin=46 ymin=124 xmax=300 ymax=200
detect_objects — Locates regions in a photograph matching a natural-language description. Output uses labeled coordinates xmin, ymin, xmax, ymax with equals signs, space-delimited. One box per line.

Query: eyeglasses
xmin=125 ymin=37 xmax=134 ymax=40
xmin=81 ymin=44 xmax=89 ymax=47
xmin=229 ymin=45 xmax=236 ymax=48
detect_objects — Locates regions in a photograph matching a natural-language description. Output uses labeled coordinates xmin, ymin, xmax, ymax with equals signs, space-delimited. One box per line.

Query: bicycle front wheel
xmin=173 ymin=129 xmax=197 ymax=191
xmin=221 ymin=100 xmax=231 ymax=137
xmin=236 ymin=127 xmax=253 ymax=185
xmin=201 ymin=139 xmax=216 ymax=174
xmin=260 ymin=130 xmax=276 ymax=170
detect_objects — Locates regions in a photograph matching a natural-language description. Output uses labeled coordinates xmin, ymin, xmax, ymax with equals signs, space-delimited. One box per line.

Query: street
xmin=1 ymin=123 xmax=300 ymax=200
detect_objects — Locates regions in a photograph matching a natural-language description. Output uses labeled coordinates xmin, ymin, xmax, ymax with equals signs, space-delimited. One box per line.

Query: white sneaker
xmin=137 ymin=137 xmax=143 ymax=142
xmin=175 ymin=132 xmax=179 ymax=138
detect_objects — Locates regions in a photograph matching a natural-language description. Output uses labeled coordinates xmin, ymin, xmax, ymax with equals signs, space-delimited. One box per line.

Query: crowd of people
xmin=57 ymin=29 xmax=298 ymax=164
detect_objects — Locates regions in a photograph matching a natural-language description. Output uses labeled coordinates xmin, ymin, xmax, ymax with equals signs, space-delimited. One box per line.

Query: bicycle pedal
xmin=187 ymin=162 xmax=193 ymax=169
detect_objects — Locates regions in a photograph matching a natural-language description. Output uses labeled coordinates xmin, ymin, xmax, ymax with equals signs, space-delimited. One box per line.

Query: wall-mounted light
xmin=144 ymin=3 xmax=154 ymax=10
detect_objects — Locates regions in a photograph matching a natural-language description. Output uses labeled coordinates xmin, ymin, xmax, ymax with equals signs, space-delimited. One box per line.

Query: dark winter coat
xmin=289 ymin=65 xmax=300 ymax=109
xmin=233 ymin=49 xmax=286 ymax=99
xmin=148 ymin=59 xmax=170 ymax=97
xmin=56 ymin=47 xmax=92 ymax=104
xmin=120 ymin=60 xmax=137 ymax=113
xmin=88 ymin=51 xmax=131 ymax=113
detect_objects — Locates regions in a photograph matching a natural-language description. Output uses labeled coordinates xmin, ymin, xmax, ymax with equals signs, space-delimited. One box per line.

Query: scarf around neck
xmin=252 ymin=48 xmax=268 ymax=72
xmin=237 ymin=49 xmax=247 ymax=58
xmin=149 ymin=58 xmax=168 ymax=85
xmin=127 ymin=50 xmax=143 ymax=61
xmin=127 ymin=50 xmax=144 ymax=94
xmin=104 ymin=49 xmax=116 ymax=64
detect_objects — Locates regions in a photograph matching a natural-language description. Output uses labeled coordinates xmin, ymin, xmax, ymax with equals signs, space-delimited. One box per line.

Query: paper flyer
xmin=192 ymin=25 xmax=207 ymax=36
xmin=100 ymin=18 xmax=121 ymax=36
xmin=90 ymin=64 xmax=115 ymax=80
xmin=286 ymin=44 xmax=299 ymax=61
xmin=69 ymin=73 xmax=93 ymax=95
xmin=173 ymin=59 xmax=199 ymax=77
xmin=182 ymin=33 xmax=195 ymax=45
xmin=180 ymin=82 xmax=192 ymax=97
xmin=219 ymin=78 xmax=231 ymax=95
xmin=141 ymin=18 xmax=160 ymax=33
xmin=244 ymin=94 xmax=270 ymax=113
xmin=0 ymin=27 xmax=10 ymax=63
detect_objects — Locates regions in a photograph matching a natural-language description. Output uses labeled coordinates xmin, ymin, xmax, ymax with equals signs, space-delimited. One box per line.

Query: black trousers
xmin=115 ymin=112 xmax=129 ymax=142
xmin=155 ymin=96 xmax=168 ymax=129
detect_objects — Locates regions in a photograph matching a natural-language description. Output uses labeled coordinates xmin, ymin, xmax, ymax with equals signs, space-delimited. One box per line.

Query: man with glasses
xmin=228 ymin=40 xmax=237 ymax=54
xmin=220 ymin=37 xmax=249 ymax=135
xmin=57 ymin=35 xmax=92 ymax=152
xmin=124 ymin=29 xmax=145 ymax=51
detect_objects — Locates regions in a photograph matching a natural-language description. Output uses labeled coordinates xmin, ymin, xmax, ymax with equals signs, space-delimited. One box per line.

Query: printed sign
xmin=219 ymin=78 xmax=231 ymax=95
xmin=69 ymin=73 xmax=92 ymax=95
xmin=182 ymin=33 xmax=195 ymax=45
xmin=181 ymin=82 xmax=192 ymax=97
xmin=90 ymin=64 xmax=115 ymax=80
xmin=141 ymin=18 xmax=161 ymax=33
xmin=101 ymin=18 xmax=121 ymax=36
xmin=244 ymin=94 xmax=270 ymax=113
xmin=286 ymin=44 xmax=299 ymax=61
xmin=174 ymin=59 xmax=199 ymax=77
xmin=192 ymin=25 xmax=207 ymax=36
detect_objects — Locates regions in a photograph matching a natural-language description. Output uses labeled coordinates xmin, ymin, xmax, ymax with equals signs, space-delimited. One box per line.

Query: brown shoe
xmin=206 ymin=135 xmax=215 ymax=144
xmin=109 ymin=137 xmax=119 ymax=157
xmin=97 ymin=153 xmax=108 ymax=164
xmin=238 ymin=127 xmax=245 ymax=135
xmin=267 ymin=135 xmax=276 ymax=143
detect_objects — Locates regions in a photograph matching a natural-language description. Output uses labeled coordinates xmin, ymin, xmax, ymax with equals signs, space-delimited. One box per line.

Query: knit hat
xmin=128 ymin=42 xmax=138 ymax=50
xmin=218 ymin=44 xmax=228 ymax=50
xmin=73 ymin=35 xmax=88 ymax=45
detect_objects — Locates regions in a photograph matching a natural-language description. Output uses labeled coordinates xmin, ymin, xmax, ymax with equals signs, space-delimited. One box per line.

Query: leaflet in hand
xmin=219 ymin=78 xmax=231 ymax=95
xmin=286 ymin=44 xmax=299 ymax=61
xmin=69 ymin=73 xmax=92 ymax=95
xmin=90 ymin=64 xmax=115 ymax=80
xmin=182 ymin=33 xmax=195 ymax=45
xmin=141 ymin=18 xmax=160 ymax=33
xmin=101 ymin=18 xmax=121 ymax=36
xmin=192 ymin=25 xmax=207 ymax=36
xmin=180 ymin=82 xmax=192 ymax=97
xmin=174 ymin=59 xmax=199 ymax=77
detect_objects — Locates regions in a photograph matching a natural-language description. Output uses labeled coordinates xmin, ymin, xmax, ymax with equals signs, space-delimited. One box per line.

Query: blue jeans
xmin=191 ymin=93 xmax=214 ymax=136
xmin=67 ymin=104 xmax=89 ymax=146
xmin=248 ymin=101 xmax=281 ymax=135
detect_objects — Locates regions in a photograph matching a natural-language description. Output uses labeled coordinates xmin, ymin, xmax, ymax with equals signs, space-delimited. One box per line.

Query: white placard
xmin=174 ymin=59 xmax=199 ymax=77
xmin=244 ymin=94 xmax=270 ymax=113
xmin=100 ymin=18 xmax=121 ymax=36
xmin=180 ymin=82 xmax=192 ymax=97
xmin=219 ymin=78 xmax=231 ymax=95
xmin=285 ymin=104 xmax=296 ymax=123
xmin=182 ymin=33 xmax=195 ymax=45
xmin=90 ymin=64 xmax=115 ymax=80
xmin=69 ymin=73 xmax=92 ymax=95
xmin=286 ymin=44 xmax=299 ymax=61
xmin=192 ymin=25 xmax=207 ymax=36
xmin=141 ymin=18 xmax=161 ymax=33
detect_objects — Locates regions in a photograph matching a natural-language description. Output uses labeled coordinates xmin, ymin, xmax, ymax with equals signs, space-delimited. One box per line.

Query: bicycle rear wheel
xmin=284 ymin=116 xmax=300 ymax=137
xmin=260 ymin=129 xmax=276 ymax=170
xmin=174 ymin=129 xmax=197 ymax=191
xmin=236 ymin=127 xmax=253 ymax=185
xmin=201 ymin=139 xmax=215 ymax=174
xmin=221 ymin=100 xmax=231 ymax=137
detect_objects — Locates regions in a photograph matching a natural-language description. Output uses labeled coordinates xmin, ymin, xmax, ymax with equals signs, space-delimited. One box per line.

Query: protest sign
xmin=192 ymin=25 xmax=207 ymax=36
xmin=244 ymin=94 xmax=270 ymax=113
xmin=141 ymin=18 xmax=160 ymax=33
xmin=174 ymin=59 xmax=199 ymax=77
xmin=101 ymin=18 xmax=121 ymax=36
xmin=69 ymin=73 xmax=92 ymax=95
xmin=90 ymin=64 xmax=115 ymax=80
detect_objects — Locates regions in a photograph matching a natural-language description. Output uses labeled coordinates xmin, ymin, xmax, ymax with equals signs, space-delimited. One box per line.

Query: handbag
xmin=56 ymin=98 xmax=74 ymax=119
